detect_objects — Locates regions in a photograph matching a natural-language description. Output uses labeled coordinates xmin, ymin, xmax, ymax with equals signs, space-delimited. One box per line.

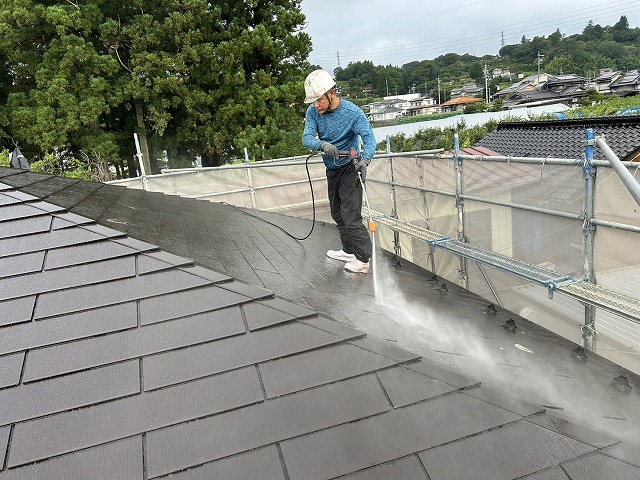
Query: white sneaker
xmin=344 ymin=258 xmax=370 ymax=274
xmin=327 ymin=249 xmax=356 ymax=262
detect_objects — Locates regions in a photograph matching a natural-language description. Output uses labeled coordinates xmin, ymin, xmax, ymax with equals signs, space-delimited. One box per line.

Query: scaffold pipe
xmin=595 ymin=135 xmax=640 ymax=207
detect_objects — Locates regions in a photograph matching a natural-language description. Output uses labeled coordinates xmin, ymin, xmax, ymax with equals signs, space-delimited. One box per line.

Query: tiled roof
xmin=440 ymin=96 xmax=483 ymax=106
xmin=610 ymin=70 xmax=640 ymax=87
xmin=476 ymin=116 xmax=640 ymax=161
xmin=1 ymin=166 xmax=640 ymax=479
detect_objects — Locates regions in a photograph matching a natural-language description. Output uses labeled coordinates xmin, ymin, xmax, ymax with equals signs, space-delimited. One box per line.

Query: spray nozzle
xmin=337 ymin=149 xmax=357 ymax=158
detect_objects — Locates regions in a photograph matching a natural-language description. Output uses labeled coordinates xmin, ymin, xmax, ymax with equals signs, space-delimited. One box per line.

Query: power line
xmin=312 ymin=5 xmax=640 ymax=61
xmin=307 ymin=1 xmax=640 ymax=68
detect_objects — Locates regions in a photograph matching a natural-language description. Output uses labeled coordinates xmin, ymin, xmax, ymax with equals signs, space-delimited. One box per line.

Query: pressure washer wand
xmin=357 ymin=170 xmax=376 ymax=235
xmin=339 ymin=149 xmax=376 ymax=234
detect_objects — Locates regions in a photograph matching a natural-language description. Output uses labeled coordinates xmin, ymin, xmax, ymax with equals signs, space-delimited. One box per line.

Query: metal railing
xmin=108 ymin=136 xmax=640 ymax=371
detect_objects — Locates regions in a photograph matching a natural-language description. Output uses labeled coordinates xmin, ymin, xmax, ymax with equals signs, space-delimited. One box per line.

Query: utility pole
xmin=386 ymin=76 xmax=389 ymax=96
xmin=484 ymin=64 xmax=489 ymax=103
xmin=501 ymin=31 xmax=505 ymax=47
xmin=336 ymin=51 xmax=341 ymax=68
xmin=437 ymin=76 xmax=441 ymax=104
xmin=537 ymin=51 xmax=544 ymax=82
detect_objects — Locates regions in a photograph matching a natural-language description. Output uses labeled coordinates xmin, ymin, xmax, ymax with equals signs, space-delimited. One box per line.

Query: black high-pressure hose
xmin=222 ymin=152 xmax=320 ymax=241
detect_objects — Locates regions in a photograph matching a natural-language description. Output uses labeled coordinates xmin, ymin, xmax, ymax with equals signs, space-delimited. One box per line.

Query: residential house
xmin=493 ymin=73 xmax=586 ymax=108
xmin=450 ymin=82 xmax=483 ymax=99
xmin=439 ymin=95 xmax=484 ymax=112
xmin=492 ymin=68 xmax=513 ymax=79
xmin=609 ymin=70 xmax=640 ymax=97
xmin=368 ymin=94 xmax=419 ymax=122
xmin=494 ymin=73 xmax=548 ymax=101
xmin=590 ymin=68 xmax=625 ymax=94
xmin=404 ymin=96 xmax=440 ymax=116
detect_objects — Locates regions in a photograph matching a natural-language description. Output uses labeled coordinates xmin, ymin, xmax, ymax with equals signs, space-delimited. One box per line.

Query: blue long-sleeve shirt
xmin=302 ymin=99 xmax=376 ymax=170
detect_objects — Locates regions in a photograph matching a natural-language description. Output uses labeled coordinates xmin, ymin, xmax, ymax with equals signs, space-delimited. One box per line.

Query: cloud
xmin=300 ymin=0 xmax=640 ymax=72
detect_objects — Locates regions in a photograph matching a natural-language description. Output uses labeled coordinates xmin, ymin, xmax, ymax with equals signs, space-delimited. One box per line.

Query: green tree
xmin=375 ymin=66 xmax=403 ymax=96
xmin=467 ymin=62 xmax=484 ymax=85
xmin=0 ymin=0 xmax=311 ymax=177
xmin=378 ymin=119 xmax=498 ymax=153
xmin=545 ymin=55 xmax=577 ymax=75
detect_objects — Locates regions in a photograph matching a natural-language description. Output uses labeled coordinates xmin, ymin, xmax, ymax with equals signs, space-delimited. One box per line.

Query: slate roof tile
xmin=377 ymin=364 xmax=459 ymax=407
xmin=0 ymin=251 xmax=45 ymax=278
xmin=407 ymin=358 xmax=480 ymax=389
xmin=145 ymin=375 xmax=391 ymax=478
xmin=527 ymin=412 xmax=619 ymax=448
xmin=419 ymin=420 xmax=595 ymax=480
xmin=0 ymin=172 xmax=52 ymax=188
xmin=1 ymin=167 xmax=639 ymax=479
xmin=160 ymin=445 xmax=286 ymax=480
xmin=0 ymin=203 xmax=53 ymax=221
xmin=16 ymin=175 xmax=79 ymax=198
xmin=0 ymin=360 xmax=140 ymax=425
xmin=38 ymin=181 xmax=103 ymax=209
xmin=0 ymin=351 xmax=24 ymax=388
xmin=602 ymin=441 xmax=640 ymax=468
xmin=9 ymin=367 xmax=264 ymax=468
xmin=0 ymin=427 xmax=9 ymax=470
xmin=0 ymin=296 xmax=36 ymax=327
xmin=519 ymin=467 xmax=573 ymax=479
xmin=561 ymin=451 xmax=640 ymax=479
xmin=350 ymin=336 xmax=421 ymax=363
xmin=0 ymin=436 xmax=145 ymax=480
xmin=142 ymin=321 xmax=350 ymax=390
xmin=463 ymin=385 xmax=545 ymax=417
xmin=242 ymin=300 xmax=311 ymax=331
xmin=337 ymin=455 xmax=428 ymax=480
xmin=43 ymin=240 xmax=137 ymax=269
xmin=2 ymin=213 xmax=49 ymax=238
xmin=260 ymin=342 xmax=400 ymax=398
xmin=0 ymin=225 xmax=109 ymax=256
xmin=34 ymin=268 xmax=211 ymax=319
xmin=138 ymin=284 xmax=249 ymax=324
xmin=0 ymin=303 xmax=137 ymax=355
xmin=0 ymin=256 xmax=136 ymax=301
xmin=279 ymin=392 xmax=520 ymax=480
xmin=51 ymin=211 xmax=95 ymax=227
xmin=23 ymin=307 xmax=246 ymax=383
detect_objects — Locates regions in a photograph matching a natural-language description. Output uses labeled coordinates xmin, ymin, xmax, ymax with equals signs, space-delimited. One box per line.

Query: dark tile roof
xmin=1 ymin=166 xmax=640 ymax=479
xmin=610 ymin=70 xmax=640 ymax=87
xmin=475 ymin=116 xmax=640 ymax=161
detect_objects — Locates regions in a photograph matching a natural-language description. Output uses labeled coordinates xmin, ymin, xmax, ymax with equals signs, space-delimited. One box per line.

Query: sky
xmin=300 ymin=0 xmax=640 ymax=73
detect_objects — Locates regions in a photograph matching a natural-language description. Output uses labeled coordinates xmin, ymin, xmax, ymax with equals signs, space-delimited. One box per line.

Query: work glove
xmin=321 ymin=142 xmax=339 ymax=161
xmin=353 ymin=158 xmax=370 ymax=182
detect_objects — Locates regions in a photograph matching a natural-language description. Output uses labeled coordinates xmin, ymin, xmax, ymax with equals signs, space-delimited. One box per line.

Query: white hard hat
xmin=304 ymin=69 xmax=335 ymax=103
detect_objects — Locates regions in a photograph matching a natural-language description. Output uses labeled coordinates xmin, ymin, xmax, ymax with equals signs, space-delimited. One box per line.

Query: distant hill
xmin=334 ymin=15 xmax=640 ymax=102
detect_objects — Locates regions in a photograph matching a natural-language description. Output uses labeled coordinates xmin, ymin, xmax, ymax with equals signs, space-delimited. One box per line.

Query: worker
xmin=302 ymin=69 xmax=375 ymax=274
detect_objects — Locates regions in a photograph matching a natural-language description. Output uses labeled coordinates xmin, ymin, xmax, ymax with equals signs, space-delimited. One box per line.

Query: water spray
xmin=345 ymin=148 xmax=376 ymax=237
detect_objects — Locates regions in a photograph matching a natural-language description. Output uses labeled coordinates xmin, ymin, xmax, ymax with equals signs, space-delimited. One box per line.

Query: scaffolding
xmin=109 ymin=135 xmax=640 ymax=374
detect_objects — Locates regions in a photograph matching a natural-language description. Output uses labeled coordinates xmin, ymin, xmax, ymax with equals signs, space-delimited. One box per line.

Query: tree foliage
xmin=334 ymin=16 xmax=640 ymax=102
xmin=0 ymin=0 xmax=312 ymax=178
xmin=377 ymin=119 xmax=499 ymax=153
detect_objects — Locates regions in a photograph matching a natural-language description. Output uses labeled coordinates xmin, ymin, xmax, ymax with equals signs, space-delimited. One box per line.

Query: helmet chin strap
xmin=325 ymin=90 xmax=334 ymax=112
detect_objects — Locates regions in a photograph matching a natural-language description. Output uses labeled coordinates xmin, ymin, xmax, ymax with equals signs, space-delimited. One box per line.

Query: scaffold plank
xmin=367 ymin=209 xmax=640 ymax=324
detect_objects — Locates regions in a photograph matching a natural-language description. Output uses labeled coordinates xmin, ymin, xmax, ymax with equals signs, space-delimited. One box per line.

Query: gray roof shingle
xmin=1 ymin=166 xmax=639 ymax=479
